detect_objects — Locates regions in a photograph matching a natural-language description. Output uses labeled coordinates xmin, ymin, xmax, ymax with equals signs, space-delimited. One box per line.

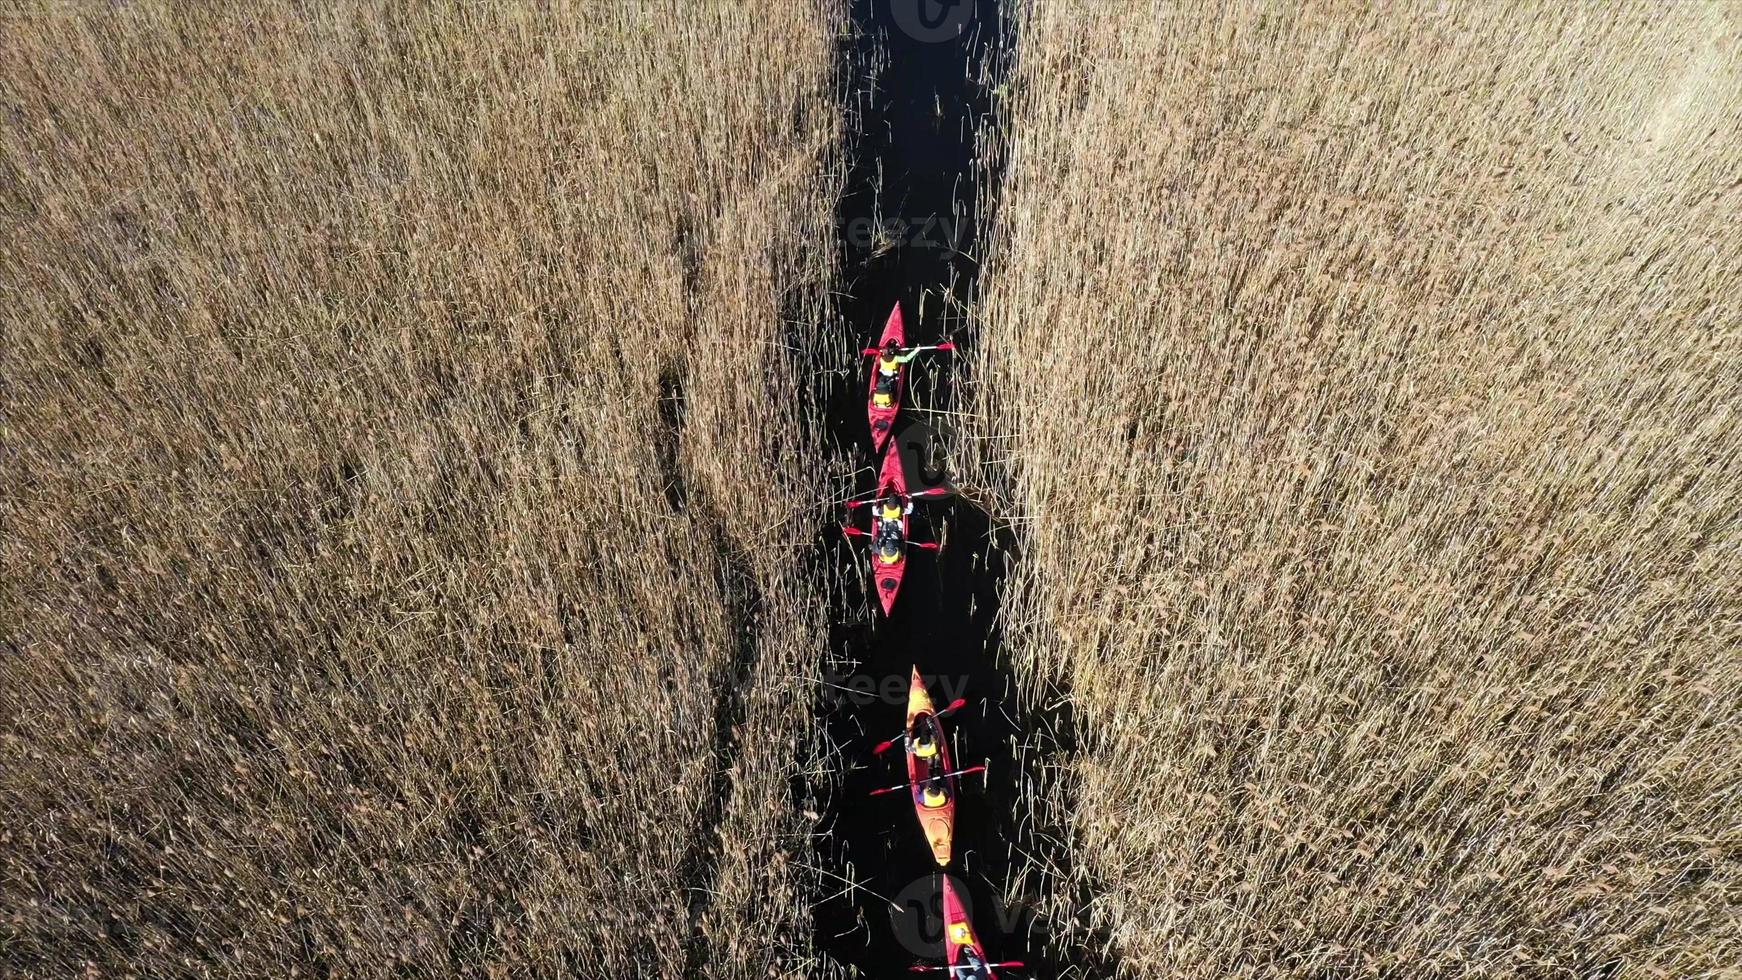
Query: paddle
xmin=868 ymin=765 xmax=986 ymax=797
xmin=907 ymin=963 xmax=1024 ymax=974
xmin=861 ymin=343 xmax=957 ymax=356
xmin=870 ymin=698 xmax=968 ymax=754
xmin=849 ymin=488 xmax=948 ymax=510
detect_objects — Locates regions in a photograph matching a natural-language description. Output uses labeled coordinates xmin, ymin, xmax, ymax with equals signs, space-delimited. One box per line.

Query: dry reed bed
xmin=2 ymin=3 xmax=842 ymax=976
xmin=969 ymin=2 xmax=1740 ymax=976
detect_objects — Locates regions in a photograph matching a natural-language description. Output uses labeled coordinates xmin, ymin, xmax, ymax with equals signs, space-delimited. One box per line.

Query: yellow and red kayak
xmin=905 ymin=666 xmax=956 ymax=866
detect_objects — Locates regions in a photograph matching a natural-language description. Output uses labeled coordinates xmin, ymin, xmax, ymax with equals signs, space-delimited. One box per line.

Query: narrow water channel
xmin=805 ymin=2 xmax=1085 ymax=976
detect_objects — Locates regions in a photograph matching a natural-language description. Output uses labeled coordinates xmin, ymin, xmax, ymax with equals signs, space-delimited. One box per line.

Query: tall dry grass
xmin=2 ymin=2 xmax=843 ymax=976
xmin=970 ymin=2 xmax=1740 ymax=976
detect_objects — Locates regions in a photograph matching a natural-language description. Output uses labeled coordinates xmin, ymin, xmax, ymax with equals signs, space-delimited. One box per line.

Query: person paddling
xmin=918 ymin=766 xmax=951 ymax=810
xmin=872 ymin=494 xmax=911 ymax=563
xmin=871 ymin=339 xmax=921 ymax=409
xmin=910 ymin=715 xmax=941 ymax=760
xmin=956 ymin=945 xmax=995 ymax=979
xmin=874 ymin=494 xmax=911 ymax=531
xmin=877 ymin=536 xmax=903 ymax=565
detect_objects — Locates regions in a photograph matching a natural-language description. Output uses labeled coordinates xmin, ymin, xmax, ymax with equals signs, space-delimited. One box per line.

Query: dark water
xmin=804 ymin=1 xmax=1100 ymax=976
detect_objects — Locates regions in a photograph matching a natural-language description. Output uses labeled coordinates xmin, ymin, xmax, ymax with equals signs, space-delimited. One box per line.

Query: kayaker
xmin=875 ymin=494 xmax=911 ymax=528
xmin=877 ymin=536 xmax=903 ymax=565
xmin=957 ymin=946 xmax=992 ymax=979
xmin=911 ymin=719 xmax=940 ymax=760
xmin=871 ymin=339 xmax=919 ymax=409
xmin=912 ymin=727 xmax=940 ymax=758
xmin=918 ymin=753 xmax=953 ymax=808
xmin=919 ymin=773 xmax=950 ymax=809
xmin=873 ymin=495 xmax=910 ymax=563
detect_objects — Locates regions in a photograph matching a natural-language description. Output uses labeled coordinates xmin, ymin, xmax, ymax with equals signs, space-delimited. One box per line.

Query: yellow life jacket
xmin=879 ymin=503 xmax=903 ymax=521
xmin=921 ymin=785 xmax=948 ymax=808
xmin=879 ymin=355 xmax=900 ymax=374
xmin=872 ymin=391 xmax=894 ymax=408
xmin=913 ymin=737 xmax=939 ymax=759
xmin=947 ymin=922 xmax=974 ymax=946
xmin=878 ymin=549 xmax=901 ymax=565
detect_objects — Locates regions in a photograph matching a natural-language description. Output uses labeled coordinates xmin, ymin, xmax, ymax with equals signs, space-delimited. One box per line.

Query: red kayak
xmin=870 ymin=447 xmax=909 ymax=615
xmin=941 ymin=874 xmax=1002 ymax=979
xmin=866 ymin=302 xmax=905 ymax=452
xmin=905 ymin=667 xmax=957 ymax=866
xmin=842 ymin=447 xmax=945 ymax=616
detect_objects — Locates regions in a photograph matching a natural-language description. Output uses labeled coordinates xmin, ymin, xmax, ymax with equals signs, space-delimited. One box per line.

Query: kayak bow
xmin=906 ymin=667 xmax=957 ymax=866
xmin=866 ymin=302 xmax=906 ymax=452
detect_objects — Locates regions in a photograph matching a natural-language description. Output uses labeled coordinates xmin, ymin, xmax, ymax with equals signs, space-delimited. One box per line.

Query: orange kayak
xmin=905 ymin=666 xmax=956 ymax=866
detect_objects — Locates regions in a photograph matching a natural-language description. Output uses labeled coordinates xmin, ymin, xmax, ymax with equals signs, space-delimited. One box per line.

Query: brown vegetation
xmin=969 ymin=2 xmax=1741 ymax=976
xmin=2 ymin=3 xmax=842 ymax=976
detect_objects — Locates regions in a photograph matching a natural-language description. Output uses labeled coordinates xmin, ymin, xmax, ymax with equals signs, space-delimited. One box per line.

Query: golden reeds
xmin=969 ymin=2 xmax=1741 ymax=975
xmin=2 ymin=3 xmax=843 ymax=976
